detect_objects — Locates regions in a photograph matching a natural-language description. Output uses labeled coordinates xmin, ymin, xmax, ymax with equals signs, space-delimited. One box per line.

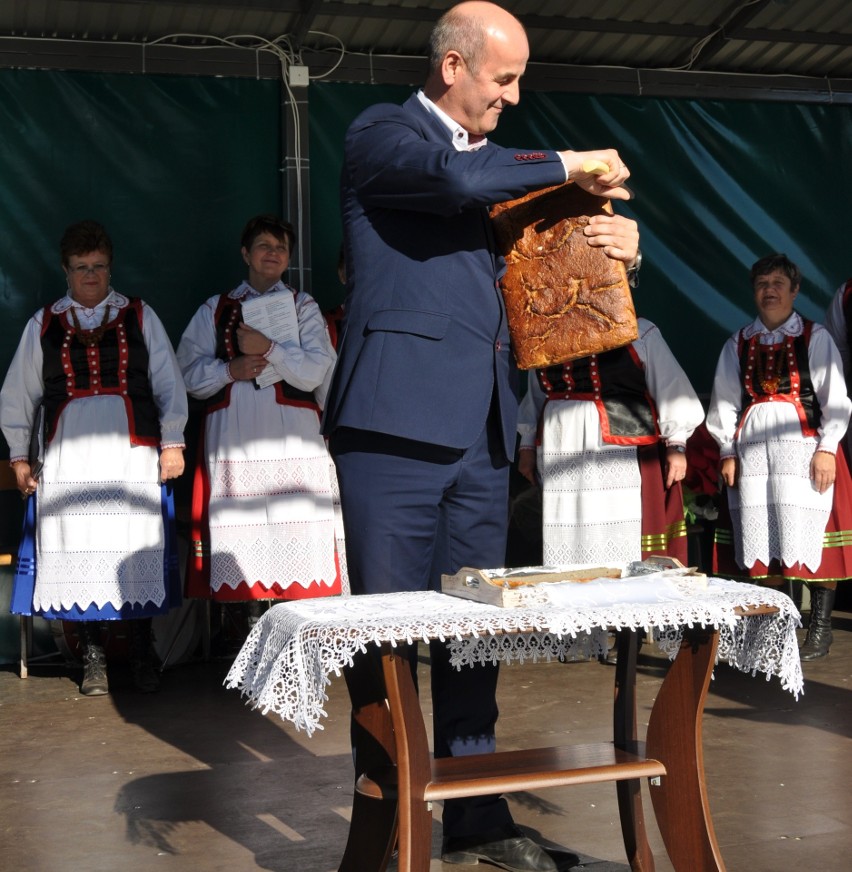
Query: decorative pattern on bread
xmin=490 ymin=183 xmax=638 ymax=369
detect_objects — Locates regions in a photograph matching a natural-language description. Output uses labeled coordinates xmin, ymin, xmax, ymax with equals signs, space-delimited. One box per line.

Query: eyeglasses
xmin=252 ymin=242 xmax=289 ymax=255
xmin=68 ymin=263 xmax=110 ymax=276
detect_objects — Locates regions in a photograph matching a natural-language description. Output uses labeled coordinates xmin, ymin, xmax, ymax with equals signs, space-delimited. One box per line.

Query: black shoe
xmin=80 ymin=644 xmax=109 ymax=696
xmin=130 ymin=619 xmax=160 ymax=693
xmin=131 ymin=654 xmax=161 ymax=693
xmin=442 ymin=828 xmax=557 ymax=872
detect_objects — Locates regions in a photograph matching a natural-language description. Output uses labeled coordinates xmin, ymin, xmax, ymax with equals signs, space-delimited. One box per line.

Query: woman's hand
xmin=237 ymin=323 xmax=273 ymax=355
xmin=811 ymin=450 xmax=836 ymax=494
xmin=720 ymin=456 xmax=738 ymax=488
xmin=12 ymin=460 xmax=38 ymax=497
xmin=518 ymin=448 xmax=538 ymax=486
xmin=230 ymin=354 xmax=269 ymax=381
xmin=159 ymin=447 xmax=185 ymax=482
xmin=664 ymin=448 xmax=687 ymax=489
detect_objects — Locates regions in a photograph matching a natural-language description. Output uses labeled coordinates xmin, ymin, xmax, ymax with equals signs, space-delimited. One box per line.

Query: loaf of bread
xmin=490 ymin=183 xmax=638 ymax=370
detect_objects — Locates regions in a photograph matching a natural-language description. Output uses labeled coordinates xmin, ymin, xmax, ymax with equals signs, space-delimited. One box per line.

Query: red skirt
xmin=713 ymin=443 xmax=852 ymax=582
xmin=184 ymin=431 xmax=342 ymax=602
xmin=638 ymin=443 xmax=688 ymax=565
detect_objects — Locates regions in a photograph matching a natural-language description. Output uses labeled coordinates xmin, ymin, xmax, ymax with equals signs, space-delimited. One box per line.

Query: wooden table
xmin=226 ymin=581 xmax=802 ymax=872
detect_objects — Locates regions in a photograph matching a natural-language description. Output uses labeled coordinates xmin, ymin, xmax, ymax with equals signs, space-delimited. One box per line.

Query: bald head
xmin=424 ymin=1 xmax=529 ymax=135
xmin=429 ymin=1 xmax=528 ymax=76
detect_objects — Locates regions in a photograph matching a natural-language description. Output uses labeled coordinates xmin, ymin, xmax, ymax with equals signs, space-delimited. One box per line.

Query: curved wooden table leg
xmin=381 ymin=647 xmax=435 ymax=872
xmin=646 ymin=627 xmax=726 ymax=872
xmin=339 ymin=783 xmax=397 ymax=872
xmin=613 ymin=628 xmax=656 ymax=872
xmin=339 ymin=650 xmax=398 ymax=872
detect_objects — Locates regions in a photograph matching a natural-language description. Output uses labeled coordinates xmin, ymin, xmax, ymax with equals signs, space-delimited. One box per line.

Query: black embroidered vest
xmin=536 ymin=344 xmax=658 ymax=445
xmin=40 ymin=298 xmax=160 ymax=445
xmin=205 ymin=294 xmax=319 ymax=414
xmin=736 ymin=317 xmax=820 ymax=437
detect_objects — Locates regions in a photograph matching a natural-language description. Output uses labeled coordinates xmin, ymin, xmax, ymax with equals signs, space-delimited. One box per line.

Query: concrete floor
xmin=1 ymin=611 xmax=851 ymax=872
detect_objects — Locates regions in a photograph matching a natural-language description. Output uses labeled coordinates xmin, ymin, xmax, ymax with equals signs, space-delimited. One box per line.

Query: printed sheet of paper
xmin=239 ymin=290 xmax=299 ymax=388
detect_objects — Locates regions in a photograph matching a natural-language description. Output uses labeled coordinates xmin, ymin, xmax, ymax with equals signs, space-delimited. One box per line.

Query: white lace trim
xmin=34 ymin=550 xmax=166 ymax=611
xmin=732 ymin=434 xmax=832 ymax=570
xmin=209 ymin=523 xmax=338 ymax=592
xmin=541 ymin=439 xmax=642 ymax=565
xmin=52 ymin=289 xmax=129 ymax=315
xmin=741 ymin=312 xmax=803 ymax=340
xmin=544 ymin=526 xmax=641 ymax=566
xmin=225 ymin=579 xmax=803 ymax=736
xmin=210 ymin=456 xmax=332 ymax=499
xmin=205 ymin=453 xmax=338 ymax=590
xmin=35 ymin=471 xmax=167 ymax=611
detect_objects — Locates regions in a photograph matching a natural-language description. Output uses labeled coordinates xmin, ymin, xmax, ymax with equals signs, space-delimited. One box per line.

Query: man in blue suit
xmin=324 ymin=3 xmax=640 ymax=869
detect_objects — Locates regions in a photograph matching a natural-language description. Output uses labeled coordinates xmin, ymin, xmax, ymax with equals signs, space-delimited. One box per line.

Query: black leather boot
xmin=78 ymin=622 xmax=109 ymax=697
xmin=800 ymin=586 xmax=835 ymax=661
xmin=129 ymin=618 xmax=160 ymax=693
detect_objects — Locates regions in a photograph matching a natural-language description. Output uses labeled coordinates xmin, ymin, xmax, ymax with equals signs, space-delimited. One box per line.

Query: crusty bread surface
xmin=490 ymin=183 xmax=638 ymax=369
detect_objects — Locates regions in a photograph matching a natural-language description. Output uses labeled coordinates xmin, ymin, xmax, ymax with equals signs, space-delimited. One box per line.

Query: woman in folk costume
xmin=707 ymin=254 xmax=852 ymax=660
xmin=0 ymin=220 xmax=187 ymax=696
xmin=517 ymin=317 xmax=705 ymax=567
xmin=177 ymin=215 xmax=341 ymax=620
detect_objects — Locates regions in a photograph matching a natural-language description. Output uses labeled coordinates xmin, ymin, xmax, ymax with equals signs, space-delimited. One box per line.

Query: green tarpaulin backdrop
xmin=1 ymin=69 xmax=850 ymax=430
xmin=1 ymin=67 xmax=851 ymax=649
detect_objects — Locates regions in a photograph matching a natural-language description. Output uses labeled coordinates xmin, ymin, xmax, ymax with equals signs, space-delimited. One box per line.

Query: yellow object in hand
xmin=580 ymin=159 xmax=612 ymax=175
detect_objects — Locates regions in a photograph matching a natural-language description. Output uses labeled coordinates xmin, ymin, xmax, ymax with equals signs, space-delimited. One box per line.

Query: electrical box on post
xmin=289 ymin=65 xmax=309 ymax=87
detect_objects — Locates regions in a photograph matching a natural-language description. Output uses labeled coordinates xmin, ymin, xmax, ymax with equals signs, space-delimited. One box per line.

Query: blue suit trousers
xmin=330 ymin=405 xmax=516 ymax=840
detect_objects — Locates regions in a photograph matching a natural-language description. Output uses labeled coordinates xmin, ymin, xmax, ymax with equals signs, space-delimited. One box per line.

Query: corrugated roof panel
xmin=0 ymin=0 xmax=849 ymax=97
xmin=712 ymin=29 xmax=850 ymax=77
xmin=311 ymin=12 xmax=429 ymax=56
xmin=756 ymin=0 xmax=850 ymax=31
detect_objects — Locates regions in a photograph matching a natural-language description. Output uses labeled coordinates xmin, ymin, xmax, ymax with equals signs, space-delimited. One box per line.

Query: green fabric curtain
xmin=0 ymin=69 xmax=284 ymax=552
xmin=308 ymin=82 xmax=852 ymax=395
xmin=1 ymin=70 xmax=850 ymax=432
xmin=0 ymin=68 xmax=282 ymax=357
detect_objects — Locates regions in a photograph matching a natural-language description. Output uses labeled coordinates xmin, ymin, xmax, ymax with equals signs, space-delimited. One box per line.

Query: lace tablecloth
xmin=225 ymin=579 xmax=803 ymax=736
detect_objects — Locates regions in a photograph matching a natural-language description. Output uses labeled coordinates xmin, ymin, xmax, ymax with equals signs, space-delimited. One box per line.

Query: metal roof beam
xmin=738 ymin=27 xmax=852 ymax=47
xmin=676 ymin=0 xmax=771 ymax=70
xmin=289 ymin=0 xmax=326 ymax=50
xmin=299 ymin=48 xmax=852 ymax=104
xmin=1 ymin=36 xmax=850 ymax=105
xmin=73 ymin=0 xmax=304 ymax=10
xmin=0 ymin=36 xmax=283 ymax=77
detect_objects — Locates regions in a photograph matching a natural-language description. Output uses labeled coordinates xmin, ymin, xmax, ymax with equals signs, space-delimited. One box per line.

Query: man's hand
xmin=584 ymin=213 xmax=639 ymax=265
xmin=560 ymin=149 xmax=632 ymax=201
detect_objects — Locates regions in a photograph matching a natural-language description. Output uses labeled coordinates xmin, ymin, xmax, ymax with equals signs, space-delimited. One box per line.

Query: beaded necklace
xmin=69 ymin=304 xmax=112 ymax=347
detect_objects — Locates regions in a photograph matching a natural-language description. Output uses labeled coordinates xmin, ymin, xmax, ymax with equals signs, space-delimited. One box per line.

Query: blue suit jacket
xmin=322 ymin=93 xmax=567 ymax=458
